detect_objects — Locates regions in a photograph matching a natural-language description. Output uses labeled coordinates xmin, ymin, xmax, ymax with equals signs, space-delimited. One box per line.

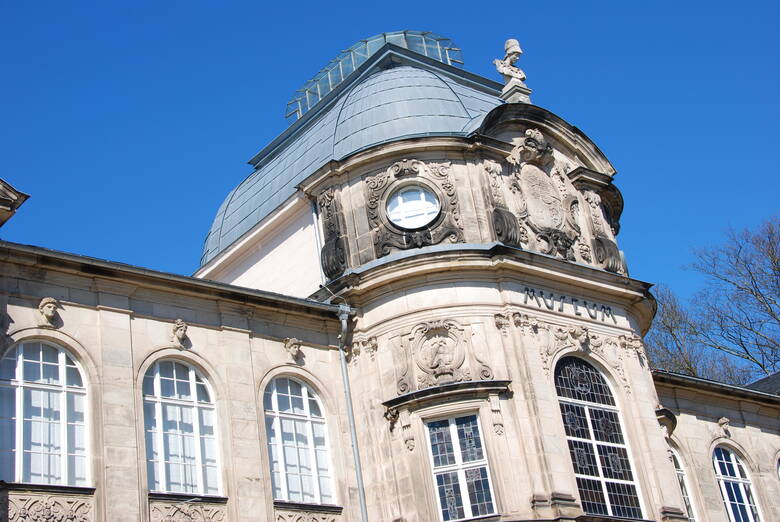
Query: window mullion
xmin=189 ymin=367 xmax=203 ymax=495
xmin=58 ymin=349 xmax=68 ymax=485
xmin=152 ymin=365 xmax=167 ymax=492
xmin=583 ymin=405 xmax=612 ymax=516
xmin=276 ymin=414 xmax=289 ymax=501
xmin=303 ymin=385 xmax=321 ymax=503
xmin=14 ymin=347 xmax=23 ymax=482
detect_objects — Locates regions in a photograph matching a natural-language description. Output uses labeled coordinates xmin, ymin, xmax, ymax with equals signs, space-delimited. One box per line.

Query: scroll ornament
xmin=365 ymin=159 xmax=463 ymax=258
xmin=318 ymin=187 xmax=349 ymax=280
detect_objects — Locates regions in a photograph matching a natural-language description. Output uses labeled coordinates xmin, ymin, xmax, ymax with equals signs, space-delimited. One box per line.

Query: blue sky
xmin=1 ymin=1 xmax=778 ymax=299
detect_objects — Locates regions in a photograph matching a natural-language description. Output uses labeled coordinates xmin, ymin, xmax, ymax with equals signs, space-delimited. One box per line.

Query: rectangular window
xmin=425 ymin=414 xmax=496 ymax=522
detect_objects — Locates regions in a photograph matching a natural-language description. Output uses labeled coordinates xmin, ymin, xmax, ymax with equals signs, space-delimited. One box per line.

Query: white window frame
xmin=555 ymin=357 xmax=645 ymax=519
xmin=386 ymin=185 xmax=441 ymax=229
xmin=142 ymin=360 xmax=221 ymax=496
xmin=423 ymin=413 xmax=497 ymax=522
xmin=712 ymin=447 xmax=763 ymax=522
xmin=0 ymin=341 xmax=90 ymax=486
xmin=669 ymin=448 xmax=698 ymax=522
xmin=263 ymin=376 xmax=335 ymax=505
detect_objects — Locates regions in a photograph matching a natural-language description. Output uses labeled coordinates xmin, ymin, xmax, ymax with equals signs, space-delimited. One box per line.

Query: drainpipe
xmin=336 ymin=303 xmax=369 ymax=522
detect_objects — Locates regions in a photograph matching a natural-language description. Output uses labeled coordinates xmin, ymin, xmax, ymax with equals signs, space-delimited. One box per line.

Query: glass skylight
xmin=285 ymin=31 xmax=463 ymax=123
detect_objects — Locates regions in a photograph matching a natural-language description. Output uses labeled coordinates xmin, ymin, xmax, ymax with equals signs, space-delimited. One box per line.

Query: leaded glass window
xmin=143 ymin=360 xmax=220 ymax=495
xmin=670 ymin=448 xmax=697 ymax=521
xmin=713 ymin=447 xmax=762 ymax=522
xmin=263 ymin=377 xmax=334 ymax=504
xmin=425 ymin=414 xmax=495 ymax=521
xmin=0 ymin=342 xmax=88 ymax=486
xmin=555 ymin=357 xmax=642 ymax=519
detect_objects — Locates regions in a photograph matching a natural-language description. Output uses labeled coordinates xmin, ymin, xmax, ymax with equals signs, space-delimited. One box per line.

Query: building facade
xmin=1 ymin=31 xmax=778 ymax=522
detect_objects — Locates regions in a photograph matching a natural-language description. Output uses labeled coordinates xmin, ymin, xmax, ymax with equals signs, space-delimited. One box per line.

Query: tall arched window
xmin=555 ymin=357 xmax=642 ymax=519
xmin=670 ymin=448 xmax=697 ymax=521
xmin=142 ymin=360 xmax=220 ymax=495
xmin=0 ymin=341 xmax=88 ymax=486
xmin=712 ymin=447 xmax=762 ymax=522
xmin=263 ymin=377 xmax=334 ymax=504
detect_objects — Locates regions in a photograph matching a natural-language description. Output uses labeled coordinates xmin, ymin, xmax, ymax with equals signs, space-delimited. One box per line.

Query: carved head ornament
xmin=37 ymin=297 xmax=60 ymax=327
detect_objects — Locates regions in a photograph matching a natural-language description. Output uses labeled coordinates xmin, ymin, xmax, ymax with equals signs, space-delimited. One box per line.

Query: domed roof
xmin=201 ymin=63 xmax=503 ymax=266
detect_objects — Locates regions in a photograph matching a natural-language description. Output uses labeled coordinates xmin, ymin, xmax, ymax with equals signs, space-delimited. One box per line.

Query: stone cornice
xmin=315 ymin=243 xmax=655 ymax=333
xmin=0 ymin=240 xmax=340 ymax=322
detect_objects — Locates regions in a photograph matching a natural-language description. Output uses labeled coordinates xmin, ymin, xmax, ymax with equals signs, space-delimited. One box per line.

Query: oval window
xmin=386 ymin=186 xmax=440 ymax=229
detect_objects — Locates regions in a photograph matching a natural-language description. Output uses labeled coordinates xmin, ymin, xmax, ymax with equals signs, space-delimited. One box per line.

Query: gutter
xmin=652 ymin=370 xmax=780 ymax=406
xmin=335 ymin=303 xmax=368 ymax=522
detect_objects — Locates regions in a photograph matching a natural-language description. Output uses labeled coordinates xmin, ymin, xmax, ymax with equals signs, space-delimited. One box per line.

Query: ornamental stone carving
xmin=484 ymin=160 xmax=526 ymax=248
xmin=318 ymin=187 xmax=349 ymax=280
xmin=37 ymin=297 xmax=61 ymax=328
xmin=408 ymin=320 xmax=471 ymax=389
xmin=283 ymin=337 xmax=302 ymax=363
xmin=6 ymin=493 xmax=92 ymax=522
xmin=347 ymin=335 xmax=377 ymax=366
xmin=149 ymin=501 xmax=226 ymax=522
xmin=584 ymin=189 xmax=626 ymax=275
xmin=506 ymin=129 xmax=583 ymax=262
xmin=493 ymin=38 xmax=531 ymax=103
xmin=365 ymin=159 xmax=463 ymax=258
xmin=170 ymin=318 xmax=189 ymax=349
xmin=717 ymin=416 xmax=731 ymax=438
xmin=274 ymin=509 xmax=340 ymax=522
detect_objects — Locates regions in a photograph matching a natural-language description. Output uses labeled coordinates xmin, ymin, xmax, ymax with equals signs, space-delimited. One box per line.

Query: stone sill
xmin=0 ymin=481 xmax=95 ymax=496
xmin=273 ymin=500 xmax=343 ymax=513
xmin=148 ymin=491 xmax=228 ymax=504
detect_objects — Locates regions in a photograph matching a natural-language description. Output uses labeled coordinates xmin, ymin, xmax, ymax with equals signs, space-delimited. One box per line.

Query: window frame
xmin=0 ymin=340 xmax=90 ymax=487
xmin=423 ymin=412 xmax=497 ymax=522
xmin=142 ymin=359 xmax=222 ymax=496
xmin=385 ymin=184 xmax=442 ymax=230
xmin=554 ymin=356 xmax=645 ymax=520
xmin=712 ymin=446 xmax=763 ymax=522
xmin=262 ymin=376 xmax=336 ymax=505
xmin=669 ymin=447 xmax=698 ymax=522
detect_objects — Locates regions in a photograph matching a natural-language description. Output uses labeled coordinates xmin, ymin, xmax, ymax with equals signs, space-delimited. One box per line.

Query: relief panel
xmin=4 ymin=492 xmax=93 ymax=522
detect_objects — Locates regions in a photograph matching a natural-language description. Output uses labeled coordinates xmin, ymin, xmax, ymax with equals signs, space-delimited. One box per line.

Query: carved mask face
xmin=41 ymin=303 xmax=57 ymax=320
xmin=174 ymin=325 xmax=187 ymax=340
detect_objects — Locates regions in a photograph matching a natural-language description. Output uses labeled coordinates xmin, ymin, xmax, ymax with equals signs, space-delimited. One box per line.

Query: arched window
xmin=669 ymin=448 xmax=697 ymax=521
xmin=555 ymin=357 xmax=642 ymax=519
xmin=712 ymin=447 xmax=762 ymax=522
xmin=142 ymin=360 xmax=220 ymax=495
xmin=263 ymin=377 xmax=334 ymax=504
xmin=0 ymin=341 xmax=88 ymax=486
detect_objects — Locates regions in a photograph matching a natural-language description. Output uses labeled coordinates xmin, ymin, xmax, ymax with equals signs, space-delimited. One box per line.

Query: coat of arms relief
xmin=485 ymin=128 xmax=625 ymax=274
xmin=394 ymin=319 xmax=494 ymax=394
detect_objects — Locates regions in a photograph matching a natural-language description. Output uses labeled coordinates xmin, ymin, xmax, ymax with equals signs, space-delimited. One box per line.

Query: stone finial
xmin=283 ymin=337 xmax=302 ymax=363
xmin=170 ymin=319 xmax=188 ymax=349
xmin=37 ymin=297 xmax=60 ymax=328
xmin=494 ymin=38 xmax=532 ymax=103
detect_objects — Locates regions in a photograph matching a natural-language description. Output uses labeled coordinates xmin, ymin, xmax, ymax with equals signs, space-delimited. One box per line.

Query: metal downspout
xmin=337 ymin=303 xmax=369 ymax=522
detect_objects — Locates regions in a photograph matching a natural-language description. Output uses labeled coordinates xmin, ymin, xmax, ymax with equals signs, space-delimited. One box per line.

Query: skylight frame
xmin=284 ymin=31 xmax=464 ymax=122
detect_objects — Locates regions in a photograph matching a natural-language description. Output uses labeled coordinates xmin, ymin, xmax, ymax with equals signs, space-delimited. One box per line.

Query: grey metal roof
xmin=201 ymin=56 xmax=503 ymax=267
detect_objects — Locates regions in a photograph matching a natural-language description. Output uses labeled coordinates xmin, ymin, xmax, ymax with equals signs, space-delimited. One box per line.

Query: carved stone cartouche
xmin=365 ymin=159 xmax=463 ymax=258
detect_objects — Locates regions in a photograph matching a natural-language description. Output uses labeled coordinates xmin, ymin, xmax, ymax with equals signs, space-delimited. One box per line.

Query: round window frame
xmin=382 ymin=181 xmax=444 ymax=232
